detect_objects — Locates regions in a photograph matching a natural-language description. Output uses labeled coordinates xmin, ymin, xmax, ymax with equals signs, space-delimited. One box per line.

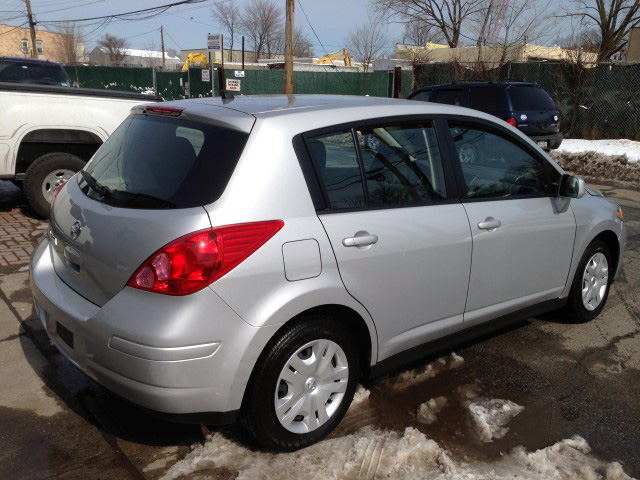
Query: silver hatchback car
xmin=31 ymin=95 xmax=626 ymax=450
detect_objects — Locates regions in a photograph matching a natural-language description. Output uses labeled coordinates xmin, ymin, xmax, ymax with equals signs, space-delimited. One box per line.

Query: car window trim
xmin=297 ymin=114 xmax=461 ymax=214
xmin=440 ymin=115 xmax=556 ymax=202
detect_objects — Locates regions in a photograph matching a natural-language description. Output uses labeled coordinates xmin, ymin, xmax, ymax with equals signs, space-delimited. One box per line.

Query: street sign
xmin=202 ymin=69 xmax=210 ymax=82
xmin=207 ymin=33 xmax=221 ymax=51
xmin=226 ymin=79 xmax=241 ymax=91
xmin=234 ymin=70 xmax=245 ymax=78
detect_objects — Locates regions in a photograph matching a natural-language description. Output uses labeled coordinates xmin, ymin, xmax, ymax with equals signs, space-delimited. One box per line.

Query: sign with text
xmin=226 ymin=79 xmax=241 ymax=91
xmin=207 ymin=33 xmax=221 ymax=51
xmin=201 ymin=69 xmax=210 ymax=82
xmin=234 ymin=70 xmax=245 ymax=78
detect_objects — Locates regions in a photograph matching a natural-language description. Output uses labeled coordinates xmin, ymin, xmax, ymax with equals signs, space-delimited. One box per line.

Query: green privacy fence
xmin=64 ymin=65 xmax=412 ymax=101
xmin=412 ymin=61 xmax=640 ymax=140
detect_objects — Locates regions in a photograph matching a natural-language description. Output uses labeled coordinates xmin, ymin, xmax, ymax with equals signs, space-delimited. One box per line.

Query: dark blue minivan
xmin=408 ymin=82 xmax=563 ymax=150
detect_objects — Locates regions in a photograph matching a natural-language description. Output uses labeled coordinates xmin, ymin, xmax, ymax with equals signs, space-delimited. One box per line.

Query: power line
xmin=163 ymin=28 xmax=183 ymax=50
xmin=0 ymin=21 xmax=26 ymax=35
xmin=40 ymin=0 xmax=208 ymax=24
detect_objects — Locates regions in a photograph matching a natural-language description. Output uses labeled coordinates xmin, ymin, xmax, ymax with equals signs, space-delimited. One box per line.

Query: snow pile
xmin=551 ymin=149 xmax=640 ymax=185
xmin=466 ymin=398 xmax=525 ymax=442
xmin=557 ymin=139 xmax=640 ymax=163
xmin=417 ymin=396 xmax=448 ymax=425
xmin=391 ymin=353 xmax=464 ymax=390
xmin=159 ymin=427 xmax=633 ymax=480
xmin=350 ymin=385 xmax=370 ymax=407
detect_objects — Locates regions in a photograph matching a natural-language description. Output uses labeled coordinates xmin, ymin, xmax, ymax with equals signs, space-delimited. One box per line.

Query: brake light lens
xmin=507 ymin=118 xmax=517 ymax=127
xmin=144 ymin=106 xmax=184 ymax=117
xmin=127 ymin=220 xmax=284 ymax=295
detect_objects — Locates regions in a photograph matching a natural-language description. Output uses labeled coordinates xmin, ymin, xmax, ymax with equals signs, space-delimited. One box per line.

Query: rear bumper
xmin=527 ymin=132 xmax=563 ymax=150
xmin=30 ymin=236 xmax=279 ymax=422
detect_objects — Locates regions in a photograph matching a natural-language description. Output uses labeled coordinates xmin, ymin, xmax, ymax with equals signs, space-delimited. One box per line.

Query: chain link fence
xmin=412 ymin=61 xmax=640 ymax=140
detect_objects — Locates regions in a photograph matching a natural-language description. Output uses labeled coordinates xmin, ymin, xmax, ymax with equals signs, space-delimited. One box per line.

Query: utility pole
xmin=24 ymin=0 xmax=38 ymax=59
xmin=284 ymin=0 xmax=294 ymax=94
xmin=160 ymin=26 xmax=166 ymax=67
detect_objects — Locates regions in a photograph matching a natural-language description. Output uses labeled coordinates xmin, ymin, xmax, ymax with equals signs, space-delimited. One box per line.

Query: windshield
xmin=80 ymin=115 xmax=249 ymax=209
xmin=0 ymin=61 xmax=71 ymax=86
xmin=509 ymin=86 xmax=555 ymax=111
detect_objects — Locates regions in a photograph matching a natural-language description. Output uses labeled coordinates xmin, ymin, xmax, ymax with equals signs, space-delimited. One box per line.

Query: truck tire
xmin=23 ymin=153 xmax=85 ymax=218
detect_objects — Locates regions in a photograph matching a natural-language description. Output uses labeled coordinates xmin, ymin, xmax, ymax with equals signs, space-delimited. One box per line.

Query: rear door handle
xmin=343 ymin=234 xmax=378 ymax=247
xmin=478 ymin=219 xmax=501 ymax=230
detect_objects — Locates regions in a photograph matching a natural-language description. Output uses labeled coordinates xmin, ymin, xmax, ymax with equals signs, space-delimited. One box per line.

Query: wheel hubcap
xmin=42 ymin=169 xmax=75 ymax=204
xmin=275 ymin=339 xmax=349 ymax=434
xmin=581 ymin=252 xmax=609 ymax=311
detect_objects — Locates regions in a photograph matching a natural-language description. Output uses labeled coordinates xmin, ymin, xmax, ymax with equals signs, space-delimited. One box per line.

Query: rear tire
xmin=566 ymin=240 xmax=612 ymax=323
xmin=23 ymin=153 xmax=85 ymax=218
xmin=241 ymin=315 xmax=359 ymax=451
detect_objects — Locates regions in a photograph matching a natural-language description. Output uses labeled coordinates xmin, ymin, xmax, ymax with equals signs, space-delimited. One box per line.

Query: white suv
xmin=31 ymin=95 xmax=626 ymax=450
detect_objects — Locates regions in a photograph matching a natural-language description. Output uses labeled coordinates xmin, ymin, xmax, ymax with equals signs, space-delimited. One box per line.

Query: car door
xmin=305 ymin=119 xmax=472 ymax=361
xmin=445 ymin=121 xmax=576 ymax=326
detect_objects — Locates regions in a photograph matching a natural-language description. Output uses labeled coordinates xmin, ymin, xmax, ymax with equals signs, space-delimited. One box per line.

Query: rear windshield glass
xmin=509 ymin=86 xmax=555 ymax=111
xmin=0 ymin=61 xmax=70 ymax=86
xmin=80 ymin=115 xmax=249 ymax=209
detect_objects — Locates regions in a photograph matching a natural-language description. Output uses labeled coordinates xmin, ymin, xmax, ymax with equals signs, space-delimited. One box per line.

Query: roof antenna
xmin=216 ymin=63 xmax=234 ymax=101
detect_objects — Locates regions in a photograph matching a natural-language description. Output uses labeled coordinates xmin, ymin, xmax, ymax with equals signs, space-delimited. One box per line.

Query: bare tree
xmin=57 ymin=22 xmax=84 ymax=64
xmin=401 ymin=18 xmax=444 ymax=45
xmin=472 ymin=0 xmax=557 ymax=65
xmin=294 ymin=28 xmax=314 ymax=57
xmin=212 ymin=0 xmax=240 ymax=61
xmin=239 ymin=0 xmax=283 ymax=59
xmin=347 ymin=14 xmax=389 ymax=72
xmin=371 ymin=0 xmax=485 ymax=47
xmin=561 ymin=0 xmax=640 ymax=61
xmin=98 ymin=33 xmax=128 ymax=64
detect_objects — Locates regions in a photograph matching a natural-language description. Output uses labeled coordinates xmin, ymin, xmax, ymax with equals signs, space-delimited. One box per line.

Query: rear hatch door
xmin=508 ymin=85 xmax=560 ymax=136
xmin=49 ymin=108 xmax=253 ymax=306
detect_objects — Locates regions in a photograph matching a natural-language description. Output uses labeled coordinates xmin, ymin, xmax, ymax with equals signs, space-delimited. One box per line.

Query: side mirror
xmin=72 ymin=81 xmax=80 ymax=88
xmin=558 ymin=174 xmax=585 ymax=199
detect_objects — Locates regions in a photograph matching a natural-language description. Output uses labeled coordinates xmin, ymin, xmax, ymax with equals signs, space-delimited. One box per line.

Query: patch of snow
xmin=351 ymin=385 xmax=370 ymax=407
xmin=557 ymin=139 xmax=640 ymax=162
xmin=160 ymin=427 xmax=633 ymax=480
xmin=417 ymin=396 xmax=448 ymax=425
xmin=466 ymin=398 xmax=525 ymax=442
xmin=391 ymin=353 xmax=464 ymax=390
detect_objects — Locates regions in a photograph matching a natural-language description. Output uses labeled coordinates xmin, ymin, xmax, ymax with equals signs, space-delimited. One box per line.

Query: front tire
xmin=566 ymin=240 xmax=612 ymax=323
xmin=23 ymin=152 xmax=85 ymax=218
xmin=241 ymin=315 xmax=360 ymax=451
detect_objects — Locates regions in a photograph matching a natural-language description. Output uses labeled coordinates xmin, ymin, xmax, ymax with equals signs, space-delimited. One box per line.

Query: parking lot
xmin=0 ymin=178 xmax=638 ymax=479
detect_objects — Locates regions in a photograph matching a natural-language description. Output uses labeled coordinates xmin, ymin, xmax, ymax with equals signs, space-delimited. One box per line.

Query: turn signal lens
xmin=127 ymin=221 xmax=284 ymax=295
xmin=617 ymin=207 xmax=623 ymax=220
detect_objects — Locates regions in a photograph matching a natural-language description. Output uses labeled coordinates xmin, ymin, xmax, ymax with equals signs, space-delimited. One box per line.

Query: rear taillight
xmin=507 ymin=118 xmax=517 ymax=127
xmin=127 ymin=220 xmax=284 ymax=295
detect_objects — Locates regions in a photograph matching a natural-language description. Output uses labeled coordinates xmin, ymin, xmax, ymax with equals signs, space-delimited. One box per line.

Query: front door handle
xmin=343 ymin=233 xmax=378 ymax=247
xmin=478 ymin=218 xmax=501 ymax=230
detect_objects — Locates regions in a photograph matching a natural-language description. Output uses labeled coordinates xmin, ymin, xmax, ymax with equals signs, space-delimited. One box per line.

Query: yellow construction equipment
xmin=315 ymin=48 xmax=353 ymax=67
xmin=181 ymin=52 xmax=209 ymax=71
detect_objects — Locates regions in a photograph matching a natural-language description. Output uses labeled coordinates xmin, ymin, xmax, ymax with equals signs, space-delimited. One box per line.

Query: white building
xmin=89 ymin=47 xmax=181 ymax=69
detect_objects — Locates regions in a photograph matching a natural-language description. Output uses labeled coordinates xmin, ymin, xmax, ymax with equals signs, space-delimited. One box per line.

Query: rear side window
xmin=356 ymin=123 xmax=446 ymax=205
xmin=468 ymin=87 xmax=504 ymax=112
xmin=431 ymin=89 xmax=463 ymax=106
xmin=307 ymin=122 xmax=447 ymax=209
xmin=509 ymin=86 xmax=555 ymax=111
xmin=307 ymin=131 xmax=365 ymax=209
xmin=82 ymin=115 xmax=249 ymax=209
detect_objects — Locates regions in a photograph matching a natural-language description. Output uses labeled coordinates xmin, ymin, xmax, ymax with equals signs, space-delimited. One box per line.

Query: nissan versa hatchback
xmin=31 ymin=95 xmax=626 ymax=451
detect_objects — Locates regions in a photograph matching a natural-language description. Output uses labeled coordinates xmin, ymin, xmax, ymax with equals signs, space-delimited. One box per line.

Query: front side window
xmin=356 ymin=123 xmax=446 ymax=205
xmin=307 ymin=131 xmax=365 ymax=209
xmin=449 ymin=124 xmax=548 ymax=199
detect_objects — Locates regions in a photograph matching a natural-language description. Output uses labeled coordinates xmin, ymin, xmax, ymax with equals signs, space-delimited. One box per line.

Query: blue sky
xmin=0 ymin=0 xmax=406 ymax=54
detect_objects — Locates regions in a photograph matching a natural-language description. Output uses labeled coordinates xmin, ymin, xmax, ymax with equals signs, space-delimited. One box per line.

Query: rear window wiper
xmin=110 ymin=190 xmax=176 ymax=209
xmin=80 ymin=170 xmax=112 ymax=197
